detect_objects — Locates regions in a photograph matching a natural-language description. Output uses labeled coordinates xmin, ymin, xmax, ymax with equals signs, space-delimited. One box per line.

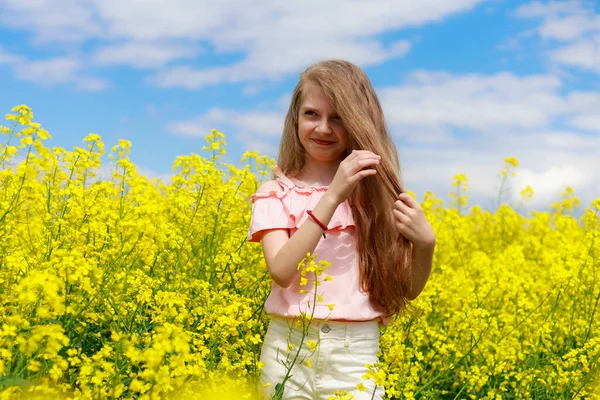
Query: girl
xmin=248 ymin=60 xmax=435 ymax=400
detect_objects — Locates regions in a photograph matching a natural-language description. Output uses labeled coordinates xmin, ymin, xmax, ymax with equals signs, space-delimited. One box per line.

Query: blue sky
xmin=1 ymin=0 xmax=599 ymax=212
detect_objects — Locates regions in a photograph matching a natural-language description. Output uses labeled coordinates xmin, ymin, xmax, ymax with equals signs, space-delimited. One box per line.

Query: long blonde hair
xmin=278 ymin=59 xmax=412 ymax=317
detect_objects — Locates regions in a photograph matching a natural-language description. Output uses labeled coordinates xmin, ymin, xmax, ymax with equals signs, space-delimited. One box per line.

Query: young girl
xmin=248 ymin=60 xmax=436 ymax=400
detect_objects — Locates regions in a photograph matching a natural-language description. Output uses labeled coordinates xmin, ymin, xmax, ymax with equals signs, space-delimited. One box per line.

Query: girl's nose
xmin=316 ymin=118 xmax=332 ymax=134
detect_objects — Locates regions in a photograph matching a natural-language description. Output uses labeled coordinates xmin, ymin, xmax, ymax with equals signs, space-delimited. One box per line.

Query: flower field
xmin=0 ymin=105 xmax=598 ymax=399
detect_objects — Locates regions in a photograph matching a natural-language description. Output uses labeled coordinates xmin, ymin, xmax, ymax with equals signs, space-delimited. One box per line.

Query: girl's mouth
xmin=313 ymin=139 xmax=334 ymax=145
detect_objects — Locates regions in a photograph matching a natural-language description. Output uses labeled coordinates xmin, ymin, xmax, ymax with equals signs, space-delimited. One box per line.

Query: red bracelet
xmin=306 ymin=210 xmax=327 ymax=239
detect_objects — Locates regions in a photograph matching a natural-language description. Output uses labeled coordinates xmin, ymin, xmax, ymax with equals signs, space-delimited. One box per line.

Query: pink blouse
xmin=247 ymin=167 xmax=391 ymax=327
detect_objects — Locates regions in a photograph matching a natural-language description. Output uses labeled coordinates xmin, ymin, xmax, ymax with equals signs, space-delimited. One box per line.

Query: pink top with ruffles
xmin=247 ymin=167 xmax=391 ymax=327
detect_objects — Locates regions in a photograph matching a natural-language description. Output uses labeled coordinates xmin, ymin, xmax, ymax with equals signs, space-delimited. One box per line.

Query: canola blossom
xmin=0 ymin=105 xmax=598 ymax=399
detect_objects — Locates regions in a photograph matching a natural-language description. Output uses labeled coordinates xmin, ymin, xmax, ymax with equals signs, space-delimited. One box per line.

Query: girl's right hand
xmin=328 ymin=150 xmax=381 ymax=204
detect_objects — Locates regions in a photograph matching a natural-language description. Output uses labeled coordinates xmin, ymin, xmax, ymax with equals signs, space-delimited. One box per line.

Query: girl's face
xmin=297 ymin=83 xmax=349 ymax=163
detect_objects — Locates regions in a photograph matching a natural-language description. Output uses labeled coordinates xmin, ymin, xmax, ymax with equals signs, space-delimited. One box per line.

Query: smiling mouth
xmin=313 ymin=139 xmax=334 ymax=145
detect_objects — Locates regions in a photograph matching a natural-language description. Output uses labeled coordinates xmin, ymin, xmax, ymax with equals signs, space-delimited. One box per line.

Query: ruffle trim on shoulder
xmin=247 ymin=195 xmax=295 ymax=242
xmin=247 ymin=166 xmax=355 ymax=242
xmin=250 ymin=187 xmax=355 ymax=230
xmin=250 ymin=180 xmax=329 ymax=202
xmin=251 ymin=165 xmax=330 ymax=202
xmin=250 ymin=185 xmax=290 ymax=201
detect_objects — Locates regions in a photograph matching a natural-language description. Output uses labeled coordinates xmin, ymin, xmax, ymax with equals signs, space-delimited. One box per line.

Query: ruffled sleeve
xmin=247 ymin=166 xmax=356 ymax=242
xmin=247 ymin=189 xmax=294 ymax=242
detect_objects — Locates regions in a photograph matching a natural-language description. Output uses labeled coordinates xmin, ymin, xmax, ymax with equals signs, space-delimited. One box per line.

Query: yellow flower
xmin=504 ymin=156 xmax=519 ymax=167
xmin=27 ymin=360 xmax=41 ymax=372
xmin=520 ymin=185 xmax=534 ymax=201
xmin=306 ymin=340 xmax=318 ymax=352
xmin=452 ymin=173 xmax=468 ymax=189
xmin=129 ymin=379 xmax=145 ymax=393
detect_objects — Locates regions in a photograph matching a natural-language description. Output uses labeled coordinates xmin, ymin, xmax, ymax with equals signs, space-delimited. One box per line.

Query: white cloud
xmin=0 ymin=47 xmax=24 ymax=64
xmin=0 ymin=0 xmax=489 ymax=88
xmin=394 ymin=125 xmax=455 ymax=145
xmin=515 ymin=1 xmax=587 ymax=19
xmin=509 ymin=163 xmax=596 ymax=210
xmin=564 ymin=90 xmax=600 ymax=114
xmin=515 ymin=1 xmax=598 ymax=41
xmin=514 ymin=1 xmax=600 ymax=75
xmin=398 ymin=137 xmax=600 ymax=211
xmin=373 ymin=69 xmax=600 ymax=208
xmin=379 ymin=71 xmax=565 ymax=137
xmin=149 ymin=66 xmax=226 ymax=90
xmin=0 ymin=48 xmax=109 ymax=90
xmin=165 ymin=98 xmax=289 ymax=158
xmin=165 ymin=107 xmax=284 ymax=140
xmin=542 ymin=130 xmax=600 ymax=147
xmin=13 ymin=57 xmax=107 ymax=90
xmin=4 ymin=0 xmax=488 ymax=44
xmin=549 ymin=34 xmax=600 ymax=73
xmin=237 ymin=137 xmax=279 ymax=157
xmin=568 ymin=114 xmax=600 ymax=131
xmin=538 ymin=14 xmax=600 ymax=41
xmin=150 ymin=39 xmax=411 ymax=89
xmin=165 ymin=108 xmax=229 ymax=137
xmin=92 ymin=41 xmax=201 ymax=69
xmin=18 ymin=57 xmax=79 ymax=81
xmin=378 ymin=70 xmax=600 ymax=157
xmin=0 ymin=0 xmax=103 ymax=43
xmin=234 ymin=113 xmax=284 ymax=137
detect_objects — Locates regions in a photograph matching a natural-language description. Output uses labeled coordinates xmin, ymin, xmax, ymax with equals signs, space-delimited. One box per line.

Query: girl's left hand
xmin=392 ymin=193 xmax=436 ymax=249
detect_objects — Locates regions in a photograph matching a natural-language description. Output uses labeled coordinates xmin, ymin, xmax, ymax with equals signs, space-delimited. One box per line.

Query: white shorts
xmin=258 ymin=315 xmax=386 ymax=400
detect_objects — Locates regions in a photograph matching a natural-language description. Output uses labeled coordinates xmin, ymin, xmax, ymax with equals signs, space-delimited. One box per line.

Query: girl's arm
xmin=392 ymin=192 xmax=436 ymax=300
xmin=260 ymin=183 xmax=340 ymax=288
xmin=407 ymin=241 xmax=435 ymax=300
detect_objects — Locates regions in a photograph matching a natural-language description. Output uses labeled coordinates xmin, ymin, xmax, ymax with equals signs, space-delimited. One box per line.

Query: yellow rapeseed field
xmin=0 ymin=105 xmax=598 ymax=399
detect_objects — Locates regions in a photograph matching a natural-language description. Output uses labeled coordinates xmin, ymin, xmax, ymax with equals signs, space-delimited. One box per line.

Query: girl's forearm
xmin=270 ymin=192 xmax=341 ymax=288
xmin=407 ymin=241 xmax=435 ymax=300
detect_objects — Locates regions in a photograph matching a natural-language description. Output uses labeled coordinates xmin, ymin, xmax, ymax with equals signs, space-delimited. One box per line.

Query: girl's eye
xmin=305 ymin=111 xmax=316 ymax=116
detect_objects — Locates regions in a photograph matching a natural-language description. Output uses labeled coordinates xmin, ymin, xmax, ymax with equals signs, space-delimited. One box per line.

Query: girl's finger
xmin=395 ymin=220 xmax=409 ymax=237
xmin=353 ymin=157 xmax=380 ymax=171
xmin=392 ymin=208 xmax=408 ymax=223
xmin=345 ymin=150 xmax=380 ymax=164
xmin=352 ymin=150 xmax=380 ymax=157
xmin=398 ymin=193 xmax=420 ymax=209
xmin=351 ymin=155 xmax=380 ymax=170
xmin=352 ymin=168 xmax=377 ymax=182
xmin=344 ymin=150 xmax=360 ymax=162
xmin=395 ymin=220 xmax=404 ymax=232
xmin=394 ymin=199 xmax=412 ymax=214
